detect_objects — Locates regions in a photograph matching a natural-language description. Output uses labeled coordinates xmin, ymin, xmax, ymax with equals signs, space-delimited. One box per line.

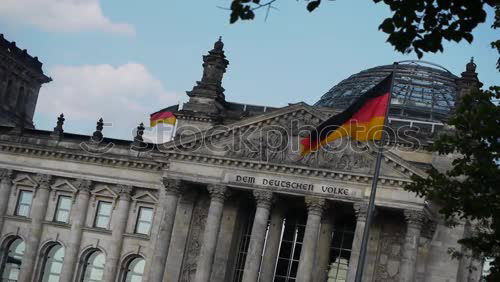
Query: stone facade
xmin=0 ymin=37 xmax=486 ymax=282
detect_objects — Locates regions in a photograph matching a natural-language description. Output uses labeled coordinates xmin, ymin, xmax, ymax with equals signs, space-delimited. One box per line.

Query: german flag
xmin=300 ymin=73 xmax=393 ymax=156
xmin=150 ymin=106 xmax=177 ymax=127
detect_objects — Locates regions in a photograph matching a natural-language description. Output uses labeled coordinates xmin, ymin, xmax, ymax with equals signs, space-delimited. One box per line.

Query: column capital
xmin=116 ymin=184 xmax=133 ymax=200
xmin=207 ymin=184 xmax=230 ymax=202
xmin=404 ymin=209 xmax=426 ymax=229
xmin=36 ymin=174 xmax=53 ymax=189
xmin=74 ymin=179 xmax=93 ymax=194
xmin=253 ymin=190 xmax=274 ymax=209
xmin=0 ymin=169 xmax=14 ymax=184
xmin=353 ymin=202 xmax=369 ymax=221
xmin=162 ymin=178 xmax=184 ymax=195
xmin=305 ymin=197 xmax=326 ymax=216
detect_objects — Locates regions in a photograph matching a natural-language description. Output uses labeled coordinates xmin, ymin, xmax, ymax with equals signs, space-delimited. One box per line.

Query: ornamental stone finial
xmin=91 ymin=118 xmax=104 ymax=142
xmin=54 ymin=113 xmax=65 ymax=132
xmin=207 ymin=184 xmax=230 ymax=202
xmin=353 ymin=202 xmax=369 ymax=221
xmin=162 ymin=178 xmax=184 ymax=195
xmin=404 ymin=209 xmax=426 ymax=228
xmin=305 ymin=197 xmax=327 ymax=216
xmin=74 ymin=179 xmax=93 ymax=193
xmin=253 ymin=190 xmax=274 ymax=209
xmin=36 ymin=174 xmax=53 ymax=189
xmin=0 ymin=169 xmax=14 ymax=183
xmin=50 ymin=113 xmax=65 ymax=140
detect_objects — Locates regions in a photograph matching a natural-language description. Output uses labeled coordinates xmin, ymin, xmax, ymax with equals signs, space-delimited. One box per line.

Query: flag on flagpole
xmin=150 ymin=105 xmax=178 ymax=127
xmin=300 ymin=73 xmax=393 ymax=156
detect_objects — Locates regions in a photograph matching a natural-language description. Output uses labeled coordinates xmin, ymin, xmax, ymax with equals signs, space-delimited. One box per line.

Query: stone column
xmin=60 ymin=179 xmax=92 ymax=282
xmin=400 ymin=209 xmax=425 ymax=282
xmin=102 ymin=185 xmax=132 ymax=282
xmin=0 ymin=169 xmax=14 ymax=233
xmin=242 ymin=190 xmax=274 ymax=282
xmin=297 ymin=197 xmax=327 ymax=282
xmin=194 ymin=184 xmax=230 ymax=282
xmin=313 ymin=210 xmax=335 ymax=282
xmin=19 ymin=174 xmax=52 ymax=281
xmin=259 ymin=203 xmax=286 ymax=282
xmin=347 ymin=202 xmax=368 ymax=282
xmin=148 ymin=178 xmax=184 ymax=282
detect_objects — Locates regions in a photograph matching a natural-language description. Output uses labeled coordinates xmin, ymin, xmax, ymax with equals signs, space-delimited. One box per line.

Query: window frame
xmin=134 ymin=206 xmax=154 ymax=235
xmin=53 ymin=195 xmax=73 ymax=223
xmin=0 ymin=237 xmax=25 ymax=282
xmin=93 ymin=200 xmax=113 ymax=229
xmin=15 ymin=189 xmax=33 ymax=217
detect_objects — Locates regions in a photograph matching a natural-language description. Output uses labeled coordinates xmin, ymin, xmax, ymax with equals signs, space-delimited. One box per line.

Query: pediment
xmin=163 ymin=103 xmax=427 ymax=181
xmin=91 ymin=185 xmax=118 ymax=198
xmin=51 ymin=179 xmax=78 ymax=194
xmin=132 ymin=191 xmax=158 ymax=204
xmin=12 ymin=174 xmax=38 ymax=188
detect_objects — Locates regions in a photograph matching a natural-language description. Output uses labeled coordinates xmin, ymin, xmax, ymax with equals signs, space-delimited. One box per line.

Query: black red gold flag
xmin=300 ymin=73 xmax=393 ymax=156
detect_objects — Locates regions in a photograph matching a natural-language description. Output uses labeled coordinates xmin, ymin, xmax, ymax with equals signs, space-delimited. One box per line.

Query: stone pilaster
xmin=19 ymin=173 xmax=53 ymax=281
xmin=194 ymin=184 xmax=230 ymax=282
xmin=347 ymin=202 xmax=368 ymax=282
xmin=60 ymin=179 xmax=92 ymax=282
xmin=260 ymin=202 xmax=286 ymax=282
xmin=313 ymin=210 xmax=335 ymax=282
xmin=242 ymin=190 xmax=274 ymax=282
xmin=0 ymin=169 xmax=14 ymax=233
xmin=148 ymin=178 xmax=185 ymax=282
xmin=400 ymin=209 xmax=425 ymax=282
xmin=297 ymin=197 xmax=327 ymax=282
xmin=103 ymin=184 xmax=133 ymax=282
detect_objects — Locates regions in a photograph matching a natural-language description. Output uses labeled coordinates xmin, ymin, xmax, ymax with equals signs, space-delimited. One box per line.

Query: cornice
xmin=0 ymin=142 xmax=166 ymax=171
xmin=161 ymin=151 xmax=414 ymax=188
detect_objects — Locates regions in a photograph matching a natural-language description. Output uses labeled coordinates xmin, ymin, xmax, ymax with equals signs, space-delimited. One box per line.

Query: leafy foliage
xmin=228 ymin=0 xmax=498 ymax=67
xmin=405 ymin=86 xmax=500 ymax=281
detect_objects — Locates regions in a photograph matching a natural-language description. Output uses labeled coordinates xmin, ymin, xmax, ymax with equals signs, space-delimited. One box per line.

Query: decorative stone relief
xmin=253 ymin=190 xmax=274 ymax=209
xmin=353 ymin=202 xmax=369 ymax=222
xmin=207 ymin=184 xmax=230 ymax=202
xmin=116 ymin=184 xmax=133 ymax=200
xmin=374 ymin=221 xmax=405 ymax=282
xmin=305 ymin=196 xmax=327 ymax=216
xmin=0 ymin=169 xmax=14 ymax=185
xmin=404 ymin=209 xmax=426 ymax=229
xmin=162 ymin=178 xmax=184 ymax=195
xmin=180 ymin=196 xmax=210 ymax=282
xmin=36 ymin=173 xmax=53 ymax=189
xmin=74 ymin=179 xmax=93 ymax=193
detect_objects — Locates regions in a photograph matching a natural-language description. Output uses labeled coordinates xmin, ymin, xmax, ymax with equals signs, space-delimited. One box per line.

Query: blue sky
xmin=1 ymin=0 xmax=498 ymax=140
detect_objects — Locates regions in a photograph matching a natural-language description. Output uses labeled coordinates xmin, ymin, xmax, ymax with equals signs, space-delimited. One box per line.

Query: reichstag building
xmin=0 ymin=34 xmax=485 ymax=282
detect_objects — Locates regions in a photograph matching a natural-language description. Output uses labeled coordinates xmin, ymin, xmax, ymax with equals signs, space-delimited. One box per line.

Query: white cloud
xmin=36 ymin=63 xmax=181 ymax=139
xmin=0 ymin=0 xmax=134 ymax=34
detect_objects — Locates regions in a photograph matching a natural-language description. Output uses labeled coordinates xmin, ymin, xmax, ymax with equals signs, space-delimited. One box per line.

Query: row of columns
xmin=0 ymin=170 xmax=431 ymax=282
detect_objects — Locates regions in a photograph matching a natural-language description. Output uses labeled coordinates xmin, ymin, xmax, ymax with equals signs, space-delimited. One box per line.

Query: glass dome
xmin=315 ymin=61 xmax=459 ymax=122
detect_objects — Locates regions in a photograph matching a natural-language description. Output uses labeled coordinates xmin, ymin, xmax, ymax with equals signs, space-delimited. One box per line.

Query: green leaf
xmin=307 ymin=0 xmax=321 ymax=12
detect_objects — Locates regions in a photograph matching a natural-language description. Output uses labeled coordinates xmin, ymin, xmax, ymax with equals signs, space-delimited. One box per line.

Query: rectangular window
xmin=54 ymin=195 xmax=72 ymax=223
xmin=135 ymin=207 xmax=153 ymax=235
xmin=94 ymin=201 xmax=112 ymax=229
xmin=15 ymin=190 xmax=33 ymax=217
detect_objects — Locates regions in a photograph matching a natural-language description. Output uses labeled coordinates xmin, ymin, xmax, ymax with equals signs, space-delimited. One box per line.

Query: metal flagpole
xmin=354 ymin=62 xmax=398 ymax=282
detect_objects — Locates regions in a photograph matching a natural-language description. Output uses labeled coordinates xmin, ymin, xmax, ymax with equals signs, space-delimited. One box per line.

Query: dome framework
xmin=315 ymin=61 xmax=459 ymax=122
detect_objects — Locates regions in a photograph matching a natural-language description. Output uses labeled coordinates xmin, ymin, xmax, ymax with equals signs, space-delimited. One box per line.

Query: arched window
xmin=0 ymin=238 xmax=25 ymax=281
xmin=81 ymin=250 xmax=105 ymax=282
xmin=123 ymin=257 xmax=145 ymax=282
xmin=40 ymin=244 xmax=65 ymax=282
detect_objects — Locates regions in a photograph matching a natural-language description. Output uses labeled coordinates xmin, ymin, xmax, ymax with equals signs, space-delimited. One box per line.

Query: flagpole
xmin=354 ymin=62 xmax=398 ymax=282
